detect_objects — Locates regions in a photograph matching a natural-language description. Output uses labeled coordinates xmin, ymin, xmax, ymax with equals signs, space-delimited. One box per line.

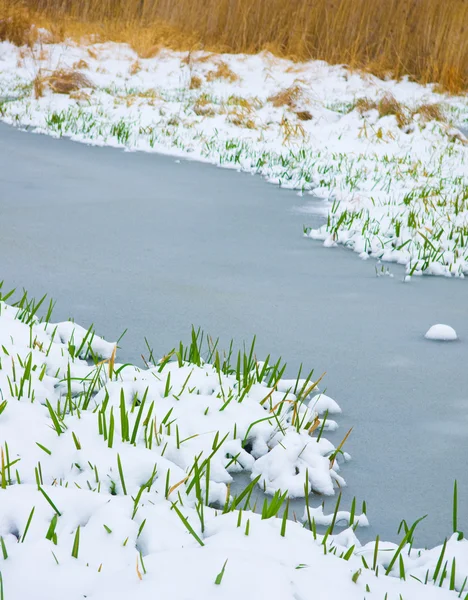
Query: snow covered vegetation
xmin=1 ymin=38 xmax=468 ymax=277
xmin=0 ymin=285 xmax=467 ymax=599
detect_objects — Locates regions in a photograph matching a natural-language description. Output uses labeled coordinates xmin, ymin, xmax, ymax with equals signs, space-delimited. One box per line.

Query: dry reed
xmin=33 ymin=68 xmax=94 ymax=97
xmin=1 ymin=0 xmax=467 ymax=92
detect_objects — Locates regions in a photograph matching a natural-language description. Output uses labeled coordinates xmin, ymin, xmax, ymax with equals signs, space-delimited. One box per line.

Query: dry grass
xmin=226 ymin=95 xmax=263 ymax=110
xmin=0 ymin=2 xmax=37 ymax=46
xmin=72 ymin=59 xmax=89 ymax=70
xmin=414 ymin=103 xmax=445 ymax=123
xmin=268 ymin=84 xmax=303 ymax=109
xmin=355 ymin=97 xmax=378 ymax=114
xmin=33 ymin=68 xmax=94 ymax=97
xmin=129 ymin=60 xmax=141 ymax=75
xmin=1 ymin=0 xmax=468 ymax=92
xmin=295 ymin=110 xmax=312 ymax=121
xmin=355 ymin=95 xmax=447 ymax=128
xmin=280 ymin=116 xmax=306 ymax=142
xmin=227 ymin=107 xmax=256 ymax=129
xmin=193 ymin=93 xmax=216 ymax=117
xmin=189 ymin=75 xmax=202 ymax=89
xmin=224 ymin=96 xmax=258 ymax=128
xmin=376 ymin=94 xmax=409 ymax=128
xmin=205 ymin=61 xmax=238 ymax=83
xmin=181 ymin=52 xmax=215 ymax=66
xmin=377 ymin=94 xmax=403 ymax=117
xmin=193 ymin=105 xmax=215 ymax=117
xmin=355 ymin=95 xmax=409 ymax=127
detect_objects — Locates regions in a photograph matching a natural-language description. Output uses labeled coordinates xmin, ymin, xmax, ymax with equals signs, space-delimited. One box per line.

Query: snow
xmin=310 ymin=393 xmax=342 ymax=415
xmin=1 ymin=32 xmax=468 ymax=596
xmin=0 ymin=39 xmax=467 ymax=277
xmin=301 ymin=504 xmax=369 ymax=528
xmin=0 ymin=296 xmax=467 ymax=599
xmin=425 ymin=324 xmax=458 ymax=341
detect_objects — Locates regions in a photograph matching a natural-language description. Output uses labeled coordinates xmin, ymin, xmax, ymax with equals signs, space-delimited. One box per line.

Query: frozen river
xmin=1 ymin=123 xmax=467 ymax=547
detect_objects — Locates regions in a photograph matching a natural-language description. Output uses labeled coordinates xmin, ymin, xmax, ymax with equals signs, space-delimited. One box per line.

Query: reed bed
xmin=1 ymin=0 xmax=468 ymax=92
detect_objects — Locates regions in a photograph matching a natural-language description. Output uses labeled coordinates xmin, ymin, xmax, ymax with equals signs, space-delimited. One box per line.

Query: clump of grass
xmin=72 ymin=59 xmax=89 ymax=70
xmin=129 ymin=60 xmax=141 ymax=75
xmin=413 ymin=103 xmax=445 ymax=123
xmin=33 ymin=71 xmax=46 ymax=99
xmin=193 ymin=93 xmax=217 ymax=117
xmin=355 ymin=96 xmax=446 ymax=129
xmin=226 ymin=95 xmax=262 ymax=110
xmin=33 ymin=69 xmax=94 ymax=98
xmin=268 ymin=84 xmax=303 ymax=109
xmin=280 ymin=115 xmax=306 ymax=142
xmin=206 ymin=61 xmax=238 ymax=83
xmin=295 ymin=110 xmax=312 ymax=121
xmin=189 ymin=75 xmax=202 ymax=89
xmin=355 ymin=97 xmax=378 ymax=114
xmin=376 ymin=94 xmax=409 ymax=128
xmin=226 ymin=107 xmax=256 ymax=129
xmin=193 ymin=104 xmax=215 ymax=117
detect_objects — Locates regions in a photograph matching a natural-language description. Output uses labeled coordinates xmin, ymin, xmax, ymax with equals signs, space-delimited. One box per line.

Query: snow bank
xmin=1 ymin=40 xmax=468 ymax=276
xmin=0 ymin=294 xmax=467 ymax=599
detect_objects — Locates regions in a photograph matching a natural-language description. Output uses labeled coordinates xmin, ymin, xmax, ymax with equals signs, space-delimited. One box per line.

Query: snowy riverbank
xmin=0 ymin=290 xmax=467 ymax=599
xmin=1 ymin=37 xmax=468 ymax=276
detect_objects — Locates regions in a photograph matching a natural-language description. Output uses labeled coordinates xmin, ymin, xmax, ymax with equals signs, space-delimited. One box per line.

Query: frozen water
xmin=1 ymin=122 xmax=467 ymax=548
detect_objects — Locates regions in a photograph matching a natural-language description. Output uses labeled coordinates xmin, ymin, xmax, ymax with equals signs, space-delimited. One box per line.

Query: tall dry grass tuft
xmin=1 ymin=0 xmax=468 ymax=92
xmin=268 ymin=84 xmax=304 ymax=109
xmin=0 ymin=2 xmax=38 ymax=46
xmin=33 ymin=68 xmax=94 ymax=97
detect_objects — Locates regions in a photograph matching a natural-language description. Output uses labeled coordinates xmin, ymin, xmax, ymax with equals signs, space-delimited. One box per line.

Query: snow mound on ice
xmin=424 ymin=324 xmax=458 ymax=341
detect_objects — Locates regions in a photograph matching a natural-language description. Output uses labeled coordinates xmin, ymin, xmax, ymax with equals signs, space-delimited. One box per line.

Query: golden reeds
xmin=1 ymin=0 xmax=467 ymax=92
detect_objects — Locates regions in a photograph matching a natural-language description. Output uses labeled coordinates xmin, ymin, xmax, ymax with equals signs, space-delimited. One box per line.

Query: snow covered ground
xmin=1 ymin=36 xmax=468 ymax=277
xmin=0 ymin=291 xmax=467 ymax=599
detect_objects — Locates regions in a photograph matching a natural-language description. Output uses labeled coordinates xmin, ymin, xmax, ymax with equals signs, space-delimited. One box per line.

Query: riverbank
xmin=1 ymin=37 xmax=468 ymax=275
xmin=0 ymin=288 xmax=467 ymax=599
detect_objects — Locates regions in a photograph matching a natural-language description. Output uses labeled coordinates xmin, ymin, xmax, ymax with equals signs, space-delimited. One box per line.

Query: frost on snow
xmin=0 ymin=39 xmax=468 ymax=277
xmin=425 ymin=324 xmax=458 ymax=341
xmin=0 ymin=296 xmax=467 ymax=599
